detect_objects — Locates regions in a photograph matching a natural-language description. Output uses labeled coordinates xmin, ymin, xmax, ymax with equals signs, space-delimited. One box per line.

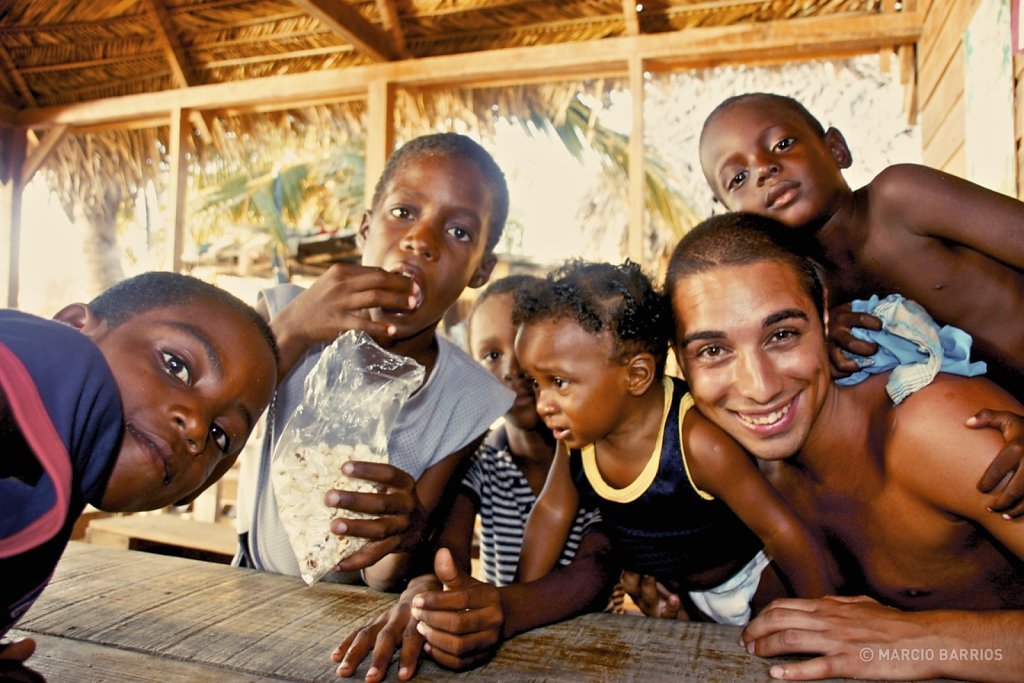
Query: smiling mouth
xmin=734 ymin=399 xmax=794 ymax=433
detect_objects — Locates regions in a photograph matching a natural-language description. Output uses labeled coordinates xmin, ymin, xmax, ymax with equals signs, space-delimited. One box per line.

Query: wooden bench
xmin=85 ymin=514 xmax=238 ymax=561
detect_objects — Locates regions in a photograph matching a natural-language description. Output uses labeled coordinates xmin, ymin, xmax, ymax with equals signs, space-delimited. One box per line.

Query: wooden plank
xmin=167 ymin=107 xmax=189 ymax=273
xmin=5 ymin=631 xmax=285 ymax=683
xmin=375 ymin=0 xmax=409 ymax=58
xmin=919 ymin=43 xmax=964 ymax=150
xmin=622 ymin=0 xmax=640 ymax=36
xmin=15 ymin=12 xmax=920 ymax=130
xmin=918 ymin=0 xmax=979 ymax=110
xmin=364 ymin=78 xmax=395 ymax=208
xmin=627 ymin=55 xmax=644 ymax=263
xmin=20 ymin=124 xmax=67 ymax=185
xmin=921 ymin=96 xmax=965 ymax=171
xmin=85 ymin=515 xmax=237 ymax=556
xmin=0 ymin=127 xmax=25 ymax=308
xmin=15 ymin=543 xmax=808 ymax=682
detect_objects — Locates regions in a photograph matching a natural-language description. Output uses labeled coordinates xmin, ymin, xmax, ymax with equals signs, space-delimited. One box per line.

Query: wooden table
xmin=5 ymin=542 xmax=927 ymax=682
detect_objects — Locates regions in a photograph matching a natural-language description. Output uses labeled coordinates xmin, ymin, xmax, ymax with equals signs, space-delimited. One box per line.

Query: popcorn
xmin=272 ymin=441 xmax=386 ymax=585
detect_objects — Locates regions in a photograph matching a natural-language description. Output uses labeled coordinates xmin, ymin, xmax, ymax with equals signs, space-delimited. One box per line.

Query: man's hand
xmin=410 ymin=548 xmax=505 ymax=671
xmin=741 ymin=596 xmax=936 ymax=681
xmin=826 ymin=304 xmax=881 ymax=379
xmin=969 ymin=409 xmax=1024 ymax=518
xmin=327 ymin=461 xmax=428 ymax=573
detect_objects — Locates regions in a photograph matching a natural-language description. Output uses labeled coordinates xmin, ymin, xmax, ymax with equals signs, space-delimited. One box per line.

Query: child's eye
xmin=162 ymin=352 xmax=190 ymax=384
xmin=482 ymin=350 xmax=500 ymax=362
xmin=389 ymin=206 xmax=412 ymax=220
xmin=727 ymin=170 xmax=747 ymax=190
xmin=210 ymin=423 xmax=230 ymax=453
xmin=447 ymin=225 xmax=472 ymax=242
xmin=774 ymin=137 xmax=796 ymax=152
xmin=553 ymin=377 xmax=568 ymax=389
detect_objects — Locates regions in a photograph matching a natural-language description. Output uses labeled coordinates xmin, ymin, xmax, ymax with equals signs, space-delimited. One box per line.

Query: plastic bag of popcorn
xmin=271 ymin=330 xmax=424 ymax=585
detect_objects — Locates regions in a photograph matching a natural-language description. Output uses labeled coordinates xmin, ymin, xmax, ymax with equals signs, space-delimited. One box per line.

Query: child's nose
xmin=756 ymin=158 xmax=781 ymax=185
xmin=399 ymin=219 xmax=439 ymax=261
xmin=172 ymin=408 xmax=207 ymax=455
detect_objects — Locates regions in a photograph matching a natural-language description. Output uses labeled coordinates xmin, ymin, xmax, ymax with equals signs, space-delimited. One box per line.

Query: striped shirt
xmin=461 ymin=424 xmax=603 ymax=587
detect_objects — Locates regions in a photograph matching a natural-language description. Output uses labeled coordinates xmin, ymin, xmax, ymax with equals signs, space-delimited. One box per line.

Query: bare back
xmin=817 ymin=164 xmax=1024 ymax=393
xmin=762 ymin=373 xmax=1024 ymax=612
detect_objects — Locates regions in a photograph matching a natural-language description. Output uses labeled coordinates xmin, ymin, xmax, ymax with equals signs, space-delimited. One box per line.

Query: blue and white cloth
xmin=835 ymin=294 xmax=986 ymax=405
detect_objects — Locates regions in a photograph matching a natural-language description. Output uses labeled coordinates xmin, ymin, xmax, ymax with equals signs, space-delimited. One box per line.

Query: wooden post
xmin=0 ymin=127 xmax=26 ymax=307
xmin=627 ymin=55 xmax=645 ymax=263
xmin=365 ymin=79 xmax=395 ymax=209
xmin=167 ymin=108 xmax=189 ymax=272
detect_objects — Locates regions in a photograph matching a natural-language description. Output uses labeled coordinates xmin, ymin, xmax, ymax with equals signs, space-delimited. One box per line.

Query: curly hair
xmin=512 ymin=260 xmax=670 ymax=376
xmin=370 ymin=132 xmax=509 ymax=253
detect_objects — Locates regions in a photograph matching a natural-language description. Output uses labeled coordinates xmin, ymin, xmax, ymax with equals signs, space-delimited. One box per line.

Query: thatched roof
xmin=0 ymin=1 xmax=920 ymax=240
xmin=2 ymin=1 xmax=903 ymax=111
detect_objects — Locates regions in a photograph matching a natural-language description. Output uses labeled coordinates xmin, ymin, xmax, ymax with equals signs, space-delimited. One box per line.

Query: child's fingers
xmin=339 ymin=462 xmax=417 ymax=491
xmin=0 ymin=637 xmax=36 ymax=663
xmin=333 ymin=538 xmax=401 ymax=572
xmin=326 ymin=488 xmax=415 ymax=518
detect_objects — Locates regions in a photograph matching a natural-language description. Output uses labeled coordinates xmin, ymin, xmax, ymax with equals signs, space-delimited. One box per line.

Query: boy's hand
xmin=826 ymin=303 xmax=881 ymax=379
xmin=272 ymin=264 xmax=418 ymax=373
xmin=410 ymin=548 xmax=505 ymax=671
xmin=969 ymin=409 xmax=1024 ymax=518
xmin=332 ymin=574 xmax=439 ymax=682
xmin=0 ymin=637 xmax=35 ymax=663
xmin=326 ymin=461 xmax=429 ymax=573
xmin=620 ymin=571 xmax=685 ymax=620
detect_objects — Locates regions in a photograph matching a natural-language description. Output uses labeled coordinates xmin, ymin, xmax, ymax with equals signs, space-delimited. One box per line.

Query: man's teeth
xmin=740 ymin=404 xmax=789 ymax=427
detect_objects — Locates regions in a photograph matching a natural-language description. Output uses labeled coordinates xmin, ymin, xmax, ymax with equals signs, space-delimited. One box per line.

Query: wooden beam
xmin=365 ymin=79 xmax=395 ymax=207
xmin=167 ymin=108 xmax=189 ymax=273
xmin=0 ymin=127 xmax=26 ymax=307
xmin=290 ymin=0 xmax=397 ymax=62
xmin=627 ymin=55 xmax=644 ymax=263
xmin=622 ymin=0 xmax=640 ymax=36
xmin=21 ymin=124 xmax=68 ymax=185
xmin=141 ymin=0 xmax=194 ymax=88
xmin=0 ymin=43 xmax=36 ymax=107
xmin=375 ymin=0 xmax=409 ymax=58
xmin=16 ymin=12 xmax=921 ymax=130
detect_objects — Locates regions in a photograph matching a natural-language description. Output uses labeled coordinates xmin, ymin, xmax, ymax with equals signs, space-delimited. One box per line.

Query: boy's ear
xmin=824 ymin=127 xmax=852 ymax=169
xmin=53 ymin=303 xmax=100 ymax=333
xmin=357 ymin=210 xmax=372 ymax=244
xmin=626 ymin=353 xmax=657 ymax=396
xmin=468 ymin=253 xmax=497 ymax=289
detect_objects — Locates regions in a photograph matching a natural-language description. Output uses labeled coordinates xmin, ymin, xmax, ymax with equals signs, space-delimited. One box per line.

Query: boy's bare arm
xmin=873 ymin=164 xmax=1024 ymax=269
xmin=684 ymin=409 xmax=835 ymax=598
xmin=516 ymin=441 xmax=579 ymax=582
xmin=264 ymin=264 xmax=417 ymax=380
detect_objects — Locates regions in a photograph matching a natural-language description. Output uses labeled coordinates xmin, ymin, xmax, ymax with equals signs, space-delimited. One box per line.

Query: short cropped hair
xmin=370 ymin=132 xmax=510 ymax=253
xmin=88 ymin=271 xmax=279 ymax=366
xmin=465 ymin=273 xmax=542 ymax=352
xmin=665 ymin=212 xmax=828 ymax=320
xmin=700 ymin=92 xmax=827 ymax=151
xmin=513 ymin=260 xmax=670 ymax=377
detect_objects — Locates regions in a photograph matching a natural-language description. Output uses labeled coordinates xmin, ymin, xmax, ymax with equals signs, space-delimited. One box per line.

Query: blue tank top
xmin=570 ymin=376 xmax=762 ymax=580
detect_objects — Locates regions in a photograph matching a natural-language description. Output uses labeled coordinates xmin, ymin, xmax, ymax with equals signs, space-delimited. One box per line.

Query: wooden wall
xmin=918 ymin=0 xmax=1024 ymax=201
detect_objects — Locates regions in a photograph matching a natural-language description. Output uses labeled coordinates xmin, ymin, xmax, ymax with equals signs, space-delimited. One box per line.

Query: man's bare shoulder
xmin=885 ymin=374 xmax=1020 ymax=510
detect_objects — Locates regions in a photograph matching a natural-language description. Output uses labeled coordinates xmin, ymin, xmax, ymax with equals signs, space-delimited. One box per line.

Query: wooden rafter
xmin=0 ymin=43 xmax=36 ymax=107
xmin=141 ymin=0 xmax=214 ymax=144
xmin=17 ymin=11 xmax=921 ymax=130
xmin=290 ymin=0 xmax=397 ymax=62
xmin=622 ymin=0 xmax=640 ymax=36
xmin=376 ymin=0 xmax=409 ymax=58
xmin=21 ymin=124 xmax=67 ymax=185
xmin=142 ymin=0 xmax=194 ymax=87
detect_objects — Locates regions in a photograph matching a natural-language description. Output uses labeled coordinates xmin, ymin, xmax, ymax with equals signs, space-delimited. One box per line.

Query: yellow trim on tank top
xmin=581 ymin=376 xmax=673 ymax=504
xmin=678 ymin=391 xmax=715 ymax=501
